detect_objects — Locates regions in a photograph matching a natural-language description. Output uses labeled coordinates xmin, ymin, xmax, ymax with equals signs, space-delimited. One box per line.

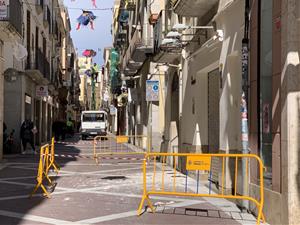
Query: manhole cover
xmin=101 ymin=176 xmax=127 ymax=180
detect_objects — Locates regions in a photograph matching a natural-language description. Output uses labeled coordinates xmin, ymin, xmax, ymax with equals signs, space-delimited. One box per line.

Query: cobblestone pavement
xmin=0 ymin=135 xmax=264 ymax=225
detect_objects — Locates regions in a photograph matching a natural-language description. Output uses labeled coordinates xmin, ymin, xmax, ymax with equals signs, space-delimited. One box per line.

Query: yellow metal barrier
xmin=93 ymin=134 xmax=150 ymax=164
xmin=30 ymin=144 xmax=53 ymax=198
xmin=137 ymin=153 xmax=265 ymax=225
xmin=46 ymin=137 xmax=60 ymax=174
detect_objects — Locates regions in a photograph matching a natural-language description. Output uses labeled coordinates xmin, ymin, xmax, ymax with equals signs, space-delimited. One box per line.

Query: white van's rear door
xmin=81 ymin=112 xmax=106 ymax=132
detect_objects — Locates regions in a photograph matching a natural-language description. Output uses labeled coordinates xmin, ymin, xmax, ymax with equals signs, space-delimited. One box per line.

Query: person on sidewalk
xmin=66 ymin=118 xmax=74 ymax=137
xmin=20 ymin=119 xmax=36 ymax=154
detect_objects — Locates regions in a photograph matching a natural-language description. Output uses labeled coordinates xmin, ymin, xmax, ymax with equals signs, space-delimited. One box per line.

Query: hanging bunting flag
xmin=119 ymin=10 xmax=129 ymax=27
xmin=82 ymin=49 xmax=97 ymax=57
xmin=85 ymin=69 xmax=92 ymax=77
xmin=71 ymin=0 xmax=97 ymax=8
xmin=91 ymin=0 xmax=97 ymax=8
xmin=76 ymin=10 xmax=96 ymax=30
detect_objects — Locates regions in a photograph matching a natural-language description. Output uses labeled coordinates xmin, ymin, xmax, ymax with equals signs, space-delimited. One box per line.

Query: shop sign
xmin=186 ymin=156 xmax=211 ymax=171
xmin=25 ymin=94 xmax=31 ymax=104
xmin=36 ymin=85 xmax=48 ymax=97
xmin=0 ymin=0 xmax=8 ymax=20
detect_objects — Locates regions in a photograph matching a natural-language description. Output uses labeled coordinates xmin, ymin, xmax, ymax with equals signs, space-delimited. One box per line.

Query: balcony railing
xmin=25 ymin=49 xmax=50 ymax=80
xmin=172 ymin=0 xmax=219 ymax=17
xmin=152 ymin=11 xmax=181 ymax=63
xmin=0 ymin=0 xmax=22 ymax=35
xmin=126 ymin=0 xmax=136 ymax=11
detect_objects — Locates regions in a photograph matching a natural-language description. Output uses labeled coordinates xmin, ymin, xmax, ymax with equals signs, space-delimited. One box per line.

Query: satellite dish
xmin=13 ymin=43 xmax=28 ymax=61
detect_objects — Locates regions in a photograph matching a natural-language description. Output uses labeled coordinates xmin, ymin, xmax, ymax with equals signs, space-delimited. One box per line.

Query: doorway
xmin=34 ymin=99 xmax=40 ymax=145
xmin=208 ymin=68 xmax=220 ymax=183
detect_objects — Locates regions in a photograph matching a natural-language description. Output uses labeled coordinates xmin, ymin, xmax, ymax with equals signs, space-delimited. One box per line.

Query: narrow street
xmin=0 ymin=135 xmax=260 ymax=225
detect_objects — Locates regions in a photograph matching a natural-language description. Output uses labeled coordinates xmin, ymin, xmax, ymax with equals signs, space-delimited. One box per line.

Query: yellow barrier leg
xmin=146 ymin=196 xmax=155 ymax=213
xmin=30 ymin=180 xmax=50 ymax=198
xmin=257 ymin=205 xmax=265 ymax=225
xmin=52 ymin=162 xmax=60 ymax=173
xmin=137 ymin=195 xmax=155 ymax=215
xmin=43 ymin=171 xmax=53 ymax=186
xmin=137 ymin=196 xmax=146 ymax=215
xmin=30 ymin=183 xmax=41 ymax=198
xmin=40 ymin=184 xmax=51 ymax=198
xmin=261 ymin=212 xmax=266 ymax=223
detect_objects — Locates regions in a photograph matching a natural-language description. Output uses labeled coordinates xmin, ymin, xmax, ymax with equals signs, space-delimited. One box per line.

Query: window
xmin=259 ymin=0 xmax=273 ymax=184
xmin=83 ymin=113 xmax=105 ymax=122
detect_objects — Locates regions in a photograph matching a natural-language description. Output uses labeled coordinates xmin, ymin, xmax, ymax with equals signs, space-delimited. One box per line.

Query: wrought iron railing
xmin=26 ymin=49 xmax=50 ymax=80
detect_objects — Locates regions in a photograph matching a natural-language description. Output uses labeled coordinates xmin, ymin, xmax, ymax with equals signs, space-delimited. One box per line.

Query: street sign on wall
xmin=146 ymin=80 xmax=159 ymax=102
xmin=36 ymin=85 xmax=48 ymax=97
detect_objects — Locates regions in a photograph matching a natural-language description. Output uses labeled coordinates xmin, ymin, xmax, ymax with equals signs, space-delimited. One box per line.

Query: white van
xmin=80 ymin=110 xmax=108 ymax=140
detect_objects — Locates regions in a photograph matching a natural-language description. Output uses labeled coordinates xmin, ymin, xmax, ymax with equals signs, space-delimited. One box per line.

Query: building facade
xmin=109 ymin=0 xmax=300 ymax=224
xmin=0 ymin=0 xmax=79 ymax=155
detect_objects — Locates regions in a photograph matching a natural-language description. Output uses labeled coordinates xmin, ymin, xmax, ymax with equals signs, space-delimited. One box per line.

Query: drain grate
xmin=101 ymin=176 xmax=127 ymax=180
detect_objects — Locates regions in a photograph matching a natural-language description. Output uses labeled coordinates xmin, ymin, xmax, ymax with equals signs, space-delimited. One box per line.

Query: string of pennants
xmin=71 ymin=0 xmax=97 ymax=30
xmin=71 ymin=0 xmax=97 ymax=8
xmin=72 ymin=0 xmax=132 ymax=30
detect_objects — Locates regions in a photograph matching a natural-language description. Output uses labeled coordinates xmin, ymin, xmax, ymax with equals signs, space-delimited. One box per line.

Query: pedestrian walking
xmin=20 ymin=119 xmax=36 ymax=154
xmin=66 ymin=118 xmax=74 ymax=137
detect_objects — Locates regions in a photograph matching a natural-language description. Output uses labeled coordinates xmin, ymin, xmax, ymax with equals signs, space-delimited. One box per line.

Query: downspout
xmin=241 ymin=0 xmax=250 ymax=211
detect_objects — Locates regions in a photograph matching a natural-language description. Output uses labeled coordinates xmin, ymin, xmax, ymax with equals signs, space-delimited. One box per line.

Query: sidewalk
xmin=0 ymin=136 xmax=267 ymax=225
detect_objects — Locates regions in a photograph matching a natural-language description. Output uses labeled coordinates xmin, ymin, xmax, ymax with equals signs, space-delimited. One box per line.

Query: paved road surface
xmin=0 ymin=135 xmax=263 ymax=225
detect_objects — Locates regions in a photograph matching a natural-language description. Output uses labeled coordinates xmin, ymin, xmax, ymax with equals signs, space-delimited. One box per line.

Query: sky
xmin=64 ymin=0 xmax=114 ymax=65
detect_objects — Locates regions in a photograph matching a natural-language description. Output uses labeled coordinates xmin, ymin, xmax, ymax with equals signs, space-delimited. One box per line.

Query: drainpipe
xmin=241 ymin=0 xmax=250 ymax=211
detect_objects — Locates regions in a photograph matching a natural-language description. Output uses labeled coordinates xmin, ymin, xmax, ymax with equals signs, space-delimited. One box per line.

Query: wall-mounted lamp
xmin=121 ymin=74 xmax=141 ymax=81
xmin=161 ymin=38 xmax=179 ymax=45
xmin=166 ymin=31 xmax=182 ymax=39
xmin=172 ymin=23 xmax=214 ymax=31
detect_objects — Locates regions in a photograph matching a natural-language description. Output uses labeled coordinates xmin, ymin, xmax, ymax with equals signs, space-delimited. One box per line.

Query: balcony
xmin=172 ymin=0 xmax=219 ymax=17
xmin=126 ymin=0 xmax=136 ymax=11
xmin=122 ymin=28 xmax=153 ymax=76
xmin=152 ymin=11 xmax=181 ymax=63
xmin=25 ymin=49 xmax=50 ymax=83
xmin=0 ymin=0 xmax=22 ymax=36
xmin=36 ymin=0 xmax=44 ymax=14
xmin=50 ymin=20 xmax=58 ymax=39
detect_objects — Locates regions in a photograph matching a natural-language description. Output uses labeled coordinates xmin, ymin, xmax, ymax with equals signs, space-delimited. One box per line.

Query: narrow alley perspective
xmin=0 ymin=0 xmax=299 ymax=225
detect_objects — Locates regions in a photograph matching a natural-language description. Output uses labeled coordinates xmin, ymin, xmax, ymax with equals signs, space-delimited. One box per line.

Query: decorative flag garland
xmin=82 ymin=49 xmax=97 ymax=57
xmin=76 ymin=10 xmax=96 ymax=30
xmin=91 ymin=0 xmax=97 ymax=8
xmin=71 ymin=0 xmax=97 ymax=8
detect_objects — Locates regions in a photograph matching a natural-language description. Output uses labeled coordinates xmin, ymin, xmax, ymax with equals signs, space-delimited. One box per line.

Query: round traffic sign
xmin=152 ymin=84 xmax=159 ymax=91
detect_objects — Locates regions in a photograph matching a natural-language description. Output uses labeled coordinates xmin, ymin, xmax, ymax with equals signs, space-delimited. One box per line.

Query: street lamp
xmin=121 ymin=75 xmax=141 ymax=81
xmin=161 ymin=38 xmax=180 ymax=45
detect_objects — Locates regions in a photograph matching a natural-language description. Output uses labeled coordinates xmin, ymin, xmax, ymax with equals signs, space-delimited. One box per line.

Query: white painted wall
xmin=216 ymin=0 xmax=244 ymax=152
xmin=181 ymin=42 xmax=222 ymax=150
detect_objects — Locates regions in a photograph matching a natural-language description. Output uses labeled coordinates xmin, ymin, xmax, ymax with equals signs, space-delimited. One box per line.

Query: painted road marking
xmin=0 ymin=209 xmax=80 ymax=225
xmin=77 ymin=200 xmax=201 ymax=224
